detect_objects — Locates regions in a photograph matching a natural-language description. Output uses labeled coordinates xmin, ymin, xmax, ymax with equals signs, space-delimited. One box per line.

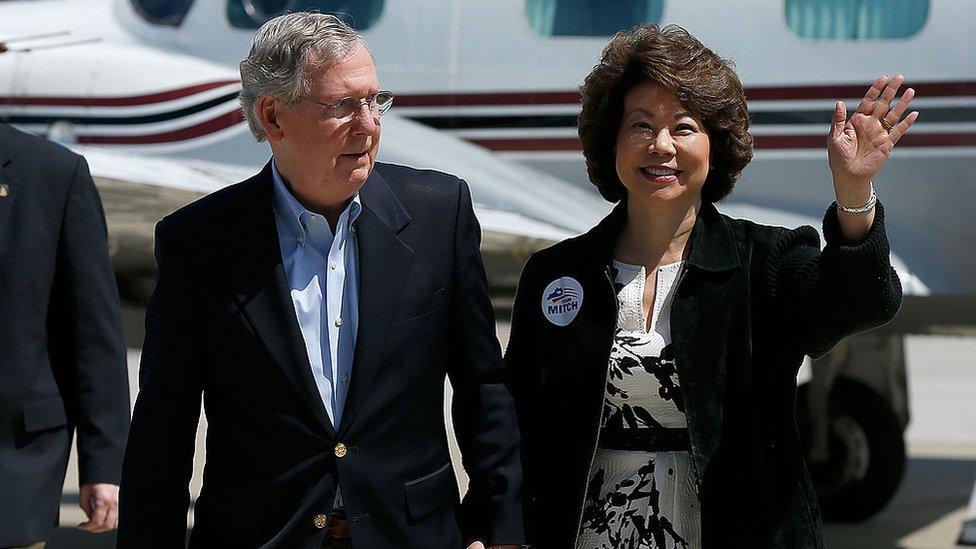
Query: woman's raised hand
xmin=827 ymin=74 xmax=919 ymax=194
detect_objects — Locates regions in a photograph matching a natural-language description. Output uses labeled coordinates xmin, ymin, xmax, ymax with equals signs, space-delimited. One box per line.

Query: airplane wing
xmin=70 ymin=145 xmax=575 ymax=297
xmin=378 ymin=113 xmax=609 ymax=236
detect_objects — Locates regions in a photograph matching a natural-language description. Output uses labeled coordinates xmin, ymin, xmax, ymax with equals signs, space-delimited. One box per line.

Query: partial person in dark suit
xmin=117 ymin=12 xmax=523 ymax=549
xmin=0 ymin=123 xmax=130 ymax=548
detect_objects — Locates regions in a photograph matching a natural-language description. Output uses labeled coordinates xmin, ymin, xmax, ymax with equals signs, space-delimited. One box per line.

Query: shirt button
xmin=341 ymin=373 xmax=349 ymax=383
xmin=335 ymin=317 xmax=342 ymax=327
xmin=297 ymin=235 xmax=305 ymax=246
xmin=330 ymin=260 xmax=337 ymax=270
xmin=313 ymin=513 xmax=328 ymax=529
xmin=334 ymin=443 xmax=347 ymax=458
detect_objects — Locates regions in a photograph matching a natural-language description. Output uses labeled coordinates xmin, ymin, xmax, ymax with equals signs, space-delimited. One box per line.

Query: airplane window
xmin=226 ymin=0 xmax=384 ymax=30
xmin=785 ymin=0 xmax=928 ymax=39
xmin=525 ymin=0 xmax=664 ymax=37
xmin=131 ymin=0 xmax=195 ymax=26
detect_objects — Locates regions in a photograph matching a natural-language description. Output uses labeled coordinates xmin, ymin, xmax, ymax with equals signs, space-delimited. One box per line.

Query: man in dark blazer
xmin=117 ymin=12 xmax=523 ymax=549
xmin=0 ymin=123 xmax=130 ymax=547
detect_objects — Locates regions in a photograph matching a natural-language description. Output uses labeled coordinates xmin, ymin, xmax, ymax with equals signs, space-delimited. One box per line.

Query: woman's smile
xmin=639 ymin=165 xmax=683 ymax=184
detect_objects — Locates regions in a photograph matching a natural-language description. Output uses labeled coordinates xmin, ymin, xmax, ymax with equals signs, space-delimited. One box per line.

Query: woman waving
xmin=506 ymin=24 xmax=913 ymax=549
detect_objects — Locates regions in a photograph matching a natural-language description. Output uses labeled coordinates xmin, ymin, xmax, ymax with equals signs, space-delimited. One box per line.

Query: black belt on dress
xmin=598 ymin=427 xmax=691 ymax=452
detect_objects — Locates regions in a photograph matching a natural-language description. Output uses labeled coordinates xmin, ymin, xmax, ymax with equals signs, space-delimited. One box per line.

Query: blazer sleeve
xmin=47 ymin=155 xmax=129 ymax=486
xmin=446 ymin=179 xmax=525 ymax=546
xmin=765 ymin=201 xmax=903 ymax=359
xmin=117 ymin=218 xmax=204 ymax=547
xmin=504 ymin=253 xmax=545 ymax=545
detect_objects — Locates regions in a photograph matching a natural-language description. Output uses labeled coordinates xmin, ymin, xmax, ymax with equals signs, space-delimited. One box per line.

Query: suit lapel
xmin=338 ymin=169 xmax=412 ymax=436
xmin=228 ymin=164 xmax=336 ymax=437
xmin=0 ymin=142 xmax=14 ymax=242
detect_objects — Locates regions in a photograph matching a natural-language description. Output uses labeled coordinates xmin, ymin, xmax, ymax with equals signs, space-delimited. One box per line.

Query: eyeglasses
xmin=305 ymin=90 xmax=395 ymax=121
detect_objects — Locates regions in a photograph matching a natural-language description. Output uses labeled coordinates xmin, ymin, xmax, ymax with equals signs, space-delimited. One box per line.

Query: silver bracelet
xmin=837 ymin=184 xmax=877 ymax=215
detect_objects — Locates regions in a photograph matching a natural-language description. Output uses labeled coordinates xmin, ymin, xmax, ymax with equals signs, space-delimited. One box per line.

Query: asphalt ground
xmin=46 ymin=314 xmax=976 ymax=548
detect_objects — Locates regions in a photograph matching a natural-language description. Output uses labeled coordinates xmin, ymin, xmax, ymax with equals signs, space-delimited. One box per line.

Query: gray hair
xmin=239 ymin=12 xmax=364 ymax=141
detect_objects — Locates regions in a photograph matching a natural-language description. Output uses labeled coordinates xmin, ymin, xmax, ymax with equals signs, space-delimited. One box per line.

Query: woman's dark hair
xmin=578 ymin=24 xmax=753 ymax=203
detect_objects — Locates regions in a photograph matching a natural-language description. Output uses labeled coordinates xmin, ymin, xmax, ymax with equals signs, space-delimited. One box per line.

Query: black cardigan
xmin=505 ymin=200 xmax=902 ymax=548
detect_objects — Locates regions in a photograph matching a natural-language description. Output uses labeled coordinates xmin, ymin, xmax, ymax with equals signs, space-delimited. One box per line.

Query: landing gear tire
xmin=797 ymin=377 xmax=906 ymax=522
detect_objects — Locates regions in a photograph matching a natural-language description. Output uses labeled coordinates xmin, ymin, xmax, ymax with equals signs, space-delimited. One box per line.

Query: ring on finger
xmin=881 ymin=118 xmax=894 ymax=132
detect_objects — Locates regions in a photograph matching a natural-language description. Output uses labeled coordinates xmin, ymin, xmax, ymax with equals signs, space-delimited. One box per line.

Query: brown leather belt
xmin=325 ymin=511 xmax=351 ymax=539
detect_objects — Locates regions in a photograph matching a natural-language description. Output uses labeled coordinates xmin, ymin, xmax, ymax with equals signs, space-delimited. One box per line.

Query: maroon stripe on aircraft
xmin=396 ymin=91 xmax=582 ymax=107
xmin=469 ymin=138 xmax=581 ymax=150
xmin=76 ymin=110 xmax=244 ymax=145
xmin=755 ymin=133 xmax=976 ymax=148
xmin=469 ymin=132 xmax=976 ymax=151
xmin=3 ymin=80 xmax=241 ymax=107
xmin=5 ymin=80 xmax=973 ymax=110
xmin=747 ymin=81 xmax=976 ymax=101
xmin=396 ymin=81 xmax=976 ymax=108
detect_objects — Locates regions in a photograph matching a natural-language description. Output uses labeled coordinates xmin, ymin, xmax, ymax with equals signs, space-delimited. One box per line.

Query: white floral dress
xmin=576 ymin=260 xmax=701 ymax=549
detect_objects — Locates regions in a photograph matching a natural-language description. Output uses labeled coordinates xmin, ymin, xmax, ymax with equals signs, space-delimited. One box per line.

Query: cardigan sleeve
xmin=764 ymin=201 xmax=903 ymax=359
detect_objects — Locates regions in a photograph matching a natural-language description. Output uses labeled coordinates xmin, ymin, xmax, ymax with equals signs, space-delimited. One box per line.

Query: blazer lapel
xmin=671 ymin=203 xmax=742 ymax=477
xmin=546 ymin=203 xmax=624 ymax=450
xmin=338 ymin=169 xmax=412 ymax=436
xmin=228 ymin=164 xmax=336 ymax=437
xmin=0 ymin=146 xmax=14 ymax=241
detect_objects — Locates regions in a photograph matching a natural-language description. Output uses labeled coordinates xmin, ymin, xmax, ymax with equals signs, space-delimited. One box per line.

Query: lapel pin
xmin=0 ymin=184 xmax=9 ymax=198
xmin=542 ymin=276 xmax=584 ymax=327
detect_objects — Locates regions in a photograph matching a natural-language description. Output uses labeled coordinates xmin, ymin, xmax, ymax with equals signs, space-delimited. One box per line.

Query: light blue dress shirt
xmin=271 ymin=159 xmax=360 ymax=430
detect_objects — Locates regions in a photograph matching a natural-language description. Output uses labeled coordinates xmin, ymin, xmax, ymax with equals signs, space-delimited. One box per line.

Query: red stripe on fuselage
xmin=397 ymin=81 xmax=976 ymax=107
xmin=396 ymin=91 xmax=582 ymax=107
xmin=5 ymin=80 xmax=972 ymax=110
xmin=469 ymin=138 xmax=580 ymax=151
xmin=470 ymin=133 xmax=976 ymax=151
xmin=746 ymin=81 xmax=976 ymax=101
xmin=755 ymin=133 xmax=976 ymax=149
xmin=76 ymin=110 xmax=244 ymax=145
xmin=3 ymin=80 xmax=241 ymax=107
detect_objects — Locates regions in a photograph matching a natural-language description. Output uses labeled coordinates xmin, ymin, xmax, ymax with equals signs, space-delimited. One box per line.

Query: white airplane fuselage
xmin=2 ymin=0 xmax=973 ymax=301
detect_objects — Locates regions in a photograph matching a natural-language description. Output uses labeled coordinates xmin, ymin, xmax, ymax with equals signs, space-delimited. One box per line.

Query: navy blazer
xmin=118 ymin=162 xmax=524 ymax=548
xmin=0 ymin=124 xmax=129 ymax=546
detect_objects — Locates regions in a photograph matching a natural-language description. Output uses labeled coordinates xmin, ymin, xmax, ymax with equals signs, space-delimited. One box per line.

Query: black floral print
xmin=580 ymin=460 xmax=689 ymax=548
xmin=576 ymin=260 xmax=700 ymax=549
xmin=605 ymin=340 xmax=684 ymax=432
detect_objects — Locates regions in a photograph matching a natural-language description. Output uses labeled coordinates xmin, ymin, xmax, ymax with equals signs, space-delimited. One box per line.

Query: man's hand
xmin=77 ymin=483 xmax=119 ymax=533
xmin=466 ymin=542 xmax=521 ymax=549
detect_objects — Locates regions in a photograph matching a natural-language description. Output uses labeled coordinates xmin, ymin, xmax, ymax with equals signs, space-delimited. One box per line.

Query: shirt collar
xmin=271 ymin=157 xmax=363 ymax=241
